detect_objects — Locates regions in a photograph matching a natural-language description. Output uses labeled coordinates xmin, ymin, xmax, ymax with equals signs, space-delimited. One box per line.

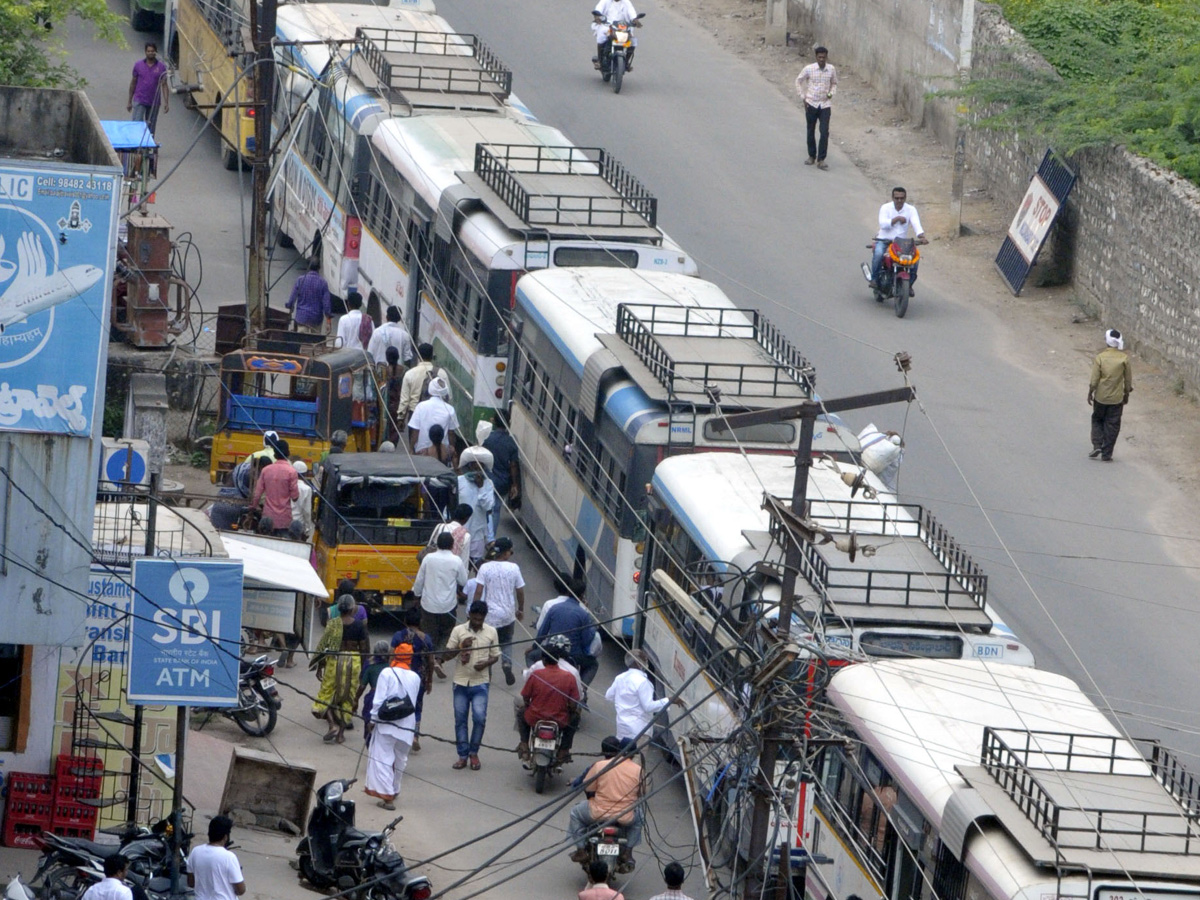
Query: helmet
xmin=542 ymin=634 xmax=571 ymax=660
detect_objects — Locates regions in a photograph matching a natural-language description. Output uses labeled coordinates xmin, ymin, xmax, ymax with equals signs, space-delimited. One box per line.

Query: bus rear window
xmin=702 ymin=420 xmax=796 ymax=444
xmin=860 ymin=633 xmax=964 ymax=659
xmin=553 ymin=247 xmax=640 ymax=268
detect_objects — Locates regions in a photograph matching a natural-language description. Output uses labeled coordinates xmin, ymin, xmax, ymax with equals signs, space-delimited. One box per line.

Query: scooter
xmin=7 ymin=876 xmax=37 ymax=900
xmin=593 ymin=12 xmax=645 ymax=94
xmin=862 ymin=236 xmax=927 ymax=318
xmin=528 ymin=720 xmax=562 ymax=795
xmin=297 ymin=779 xmax=432 ymax=900
xmin=193 ymin=655 xmax=279 ymax=736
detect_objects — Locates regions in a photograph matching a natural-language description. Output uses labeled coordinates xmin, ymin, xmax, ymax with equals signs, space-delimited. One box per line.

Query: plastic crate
xmin=51 ymin=802 xmax=99 ymax=830
xmin=56 ymin=780 xmax=101 ymax=803
xmin=46 ymin=822 xmax=94 ymax=841
xmin=1 ymin=818 xmax=46 ymax=849
xmin=4 ymin=794 xmax=53 ymax=824
xmin=55 ymin=754 xmax=103 ymax=784
xmin=5 ymin=772 xmax=53 ymax=802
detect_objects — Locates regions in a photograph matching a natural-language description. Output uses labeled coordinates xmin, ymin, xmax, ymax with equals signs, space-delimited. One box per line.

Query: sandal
xmin=452 ymin=758 xmax=468 ymax=770
xmin=322 ymin=731 xmax=338 ymax=743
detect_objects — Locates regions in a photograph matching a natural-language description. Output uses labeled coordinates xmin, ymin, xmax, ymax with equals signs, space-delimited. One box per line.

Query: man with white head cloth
xmin=407 ymin=375 xmax=459 ymax=454
xmin=1087 ymin=328 xmax=1133 ymax=462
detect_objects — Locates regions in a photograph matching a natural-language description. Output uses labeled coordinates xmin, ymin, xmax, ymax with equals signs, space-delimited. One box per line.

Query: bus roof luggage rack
xmin=956 ymin=729 xmax=1200 ymax=878
xmin=351 ymin=27 xmax=512 ymax=111
xmin=471 ymin=142 xmax=659 ymax=234
xmin=760 ymin=495 xmax=992 ymax=630
xmin=597 ymin=303 xmax=815 ymax=408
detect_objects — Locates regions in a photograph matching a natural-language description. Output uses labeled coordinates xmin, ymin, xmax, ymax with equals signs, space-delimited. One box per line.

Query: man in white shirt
xmin=869 ymin=186 xmax=927 ymax=289
xmin=472 ymin=536 xmax=525 ymax=685
xmin=82 ymin=855 xmax=133 ymax=900
xmin=413 ymin=530 xmax=468 ymax=651
xmin=407 ymin=376 xmax=459 ymax=453
xmin=291 ymin=460 xmax=314 ymax=539
xmin=592 ymin=0 xmax=641 ymax=71
xmin=335 ymin=291 xmax=371 ymax=351
xmin=367 ymin=305 xmax=415 ymax=365
xmin=187 ymin=815 xmax=245 ymax=900
xmin=605 ymin=650 xmax=682 ymax=744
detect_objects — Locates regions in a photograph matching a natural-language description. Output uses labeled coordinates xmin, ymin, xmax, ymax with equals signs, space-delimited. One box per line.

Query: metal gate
xmin=995 ymin=149 xmax=1077 ymax=296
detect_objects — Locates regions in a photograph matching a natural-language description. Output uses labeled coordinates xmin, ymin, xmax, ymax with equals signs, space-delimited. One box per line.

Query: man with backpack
xmin=398 ymin=342 xmax=437 ymax=427
xmin=336 ymin=291 xmax=374 ymax=351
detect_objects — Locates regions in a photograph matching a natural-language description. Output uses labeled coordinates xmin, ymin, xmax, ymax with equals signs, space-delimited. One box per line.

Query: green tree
xmin=0 ymin=0 xmax=124 ymax=88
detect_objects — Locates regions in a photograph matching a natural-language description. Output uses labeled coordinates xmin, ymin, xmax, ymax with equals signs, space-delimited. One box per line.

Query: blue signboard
xmin=129 ymin=559 xmax=245 ymax=706
xmin=0 ymin=163 xmax=120 ymax=435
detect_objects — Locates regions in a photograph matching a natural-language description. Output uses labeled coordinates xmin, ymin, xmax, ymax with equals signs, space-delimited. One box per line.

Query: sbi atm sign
xmin=128 ymin=559 xmax=244 ymax=706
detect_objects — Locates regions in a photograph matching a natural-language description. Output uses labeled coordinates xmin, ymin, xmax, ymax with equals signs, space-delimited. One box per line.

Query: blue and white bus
xmin=506 ymin=267 xmax=817 ymax=636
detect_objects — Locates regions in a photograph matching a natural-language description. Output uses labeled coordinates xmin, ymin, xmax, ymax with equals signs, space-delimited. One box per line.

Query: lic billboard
xmin=0 ymin=164 xmax=119 ymax=435
xmin=129 ymin=559 xmax=245 ymax=706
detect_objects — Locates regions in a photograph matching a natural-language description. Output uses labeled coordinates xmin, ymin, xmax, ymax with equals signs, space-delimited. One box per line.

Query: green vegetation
xmin=0 ymin=0 xmax=123 ymax=88
xmin=969 ymin=0 xmax=1200 ymax=182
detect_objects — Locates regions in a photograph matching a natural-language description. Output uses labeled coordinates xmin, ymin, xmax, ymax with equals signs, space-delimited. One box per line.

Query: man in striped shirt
xmin=795 ymin=46 xmax=837 ymax=169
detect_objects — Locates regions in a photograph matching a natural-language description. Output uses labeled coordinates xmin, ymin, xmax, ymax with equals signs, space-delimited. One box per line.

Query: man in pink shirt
xmin=251 ymin=438 xmax=298 ymax=535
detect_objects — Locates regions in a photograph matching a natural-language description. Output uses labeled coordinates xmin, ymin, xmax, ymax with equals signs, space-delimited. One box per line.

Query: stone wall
xmin=791 ymin=0 xmax=1200 ymax=389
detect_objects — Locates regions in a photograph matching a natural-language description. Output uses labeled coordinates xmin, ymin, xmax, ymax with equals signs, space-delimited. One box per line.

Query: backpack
xmin=357 ymin=311 xmax=375 ymax=349
xmin=418 ymin=365 xmax=437 ymax=403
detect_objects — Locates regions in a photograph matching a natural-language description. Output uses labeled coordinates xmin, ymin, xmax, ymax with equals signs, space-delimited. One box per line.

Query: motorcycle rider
xmin=568 ymin=735 xmax=645 ymax=874
xmin=869 ymin=186 xmax=927 ymax=291
xmin=592 ymin=0 xmax=641 ymax=72
xmin=515 ymin=634 xmax=580 ymax=765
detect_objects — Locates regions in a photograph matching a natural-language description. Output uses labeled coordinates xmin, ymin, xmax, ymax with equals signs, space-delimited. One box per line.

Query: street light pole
xmin=246 ymin=0 xmax=278 ymax=331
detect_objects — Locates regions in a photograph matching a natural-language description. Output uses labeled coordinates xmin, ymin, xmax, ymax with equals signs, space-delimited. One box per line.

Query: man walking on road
xmin=605 ymin=650 xmax=682 ymax=744
xmin=187 ymin=815 xmax=245 ymax=900
xmin=413 ymin=530 xmax=468 ymax=650
xmin=1088 ymin=328 xmax=1133 ymax=462
xmin=648 ymin=861 xmax=695 ymax=900
xmin=286 ymin=259 xmax=331 ymax=334
xmin=127 ymin=42 xmax=169 ymax=137
xmin=795 ymin=46 xmax=836 ymax=169
xmin=368 ymin=305 xmax=415 ymax=365
xmin=473 ymin=536 xmax=525 ymax=685
xmin=443 ymin=600 xmax=500 ymax=770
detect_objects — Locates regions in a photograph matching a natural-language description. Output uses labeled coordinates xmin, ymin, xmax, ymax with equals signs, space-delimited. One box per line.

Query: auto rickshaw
xmin=313 ymin=452 xmax=458 ymax=624
xmin=210 ymin=345 xmax=379 ymax=484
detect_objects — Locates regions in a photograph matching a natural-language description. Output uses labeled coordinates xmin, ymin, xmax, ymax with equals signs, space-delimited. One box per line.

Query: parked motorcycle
xmin=861 ymin=236 xmax=927 ymax=318
xmin=193 ymin=655 xmax=279 ymax=736
xmin=7 ymin=876 xmax=37 ymax=900
xmin=297 ymin=779 xmax=432 ymax=900
xmin=33 ymin=820 xmax=185 ymax=900
xmin=593 ymin=13 xmax=645 ymax=93
xmin=527 ymin=720 xmax=562 ymax=795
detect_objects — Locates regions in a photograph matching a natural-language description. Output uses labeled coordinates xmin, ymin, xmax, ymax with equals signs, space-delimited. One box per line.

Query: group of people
xmin=220 ymin=431 xmax=314 ymax=539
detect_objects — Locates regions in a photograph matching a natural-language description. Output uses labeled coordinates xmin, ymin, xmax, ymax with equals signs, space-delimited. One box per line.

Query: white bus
xmin=368 ymin=116 xmax=698 ymax=433
xmin=812 ymin=659 xmax=1200 ymax=900
xmin=507 ymin=267 xmax=816 ymax=638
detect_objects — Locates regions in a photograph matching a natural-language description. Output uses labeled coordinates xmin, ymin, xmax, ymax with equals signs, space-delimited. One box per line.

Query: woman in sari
xmin=312 ymin=595 xmax=368 ymax=743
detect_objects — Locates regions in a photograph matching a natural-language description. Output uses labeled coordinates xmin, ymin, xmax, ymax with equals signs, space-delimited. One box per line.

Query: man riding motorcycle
xmin=869 ymin=186 xmax=928 ymax=292
xmin=592 ymin=0 xmax=641 ymax=71
xmin=516 ymin=634 xmax=580 ymax=764
xmin=568 ymin=736 xmax=645 ymax=874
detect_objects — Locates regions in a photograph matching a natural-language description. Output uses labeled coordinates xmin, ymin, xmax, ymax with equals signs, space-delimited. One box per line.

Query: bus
xmin=270 ymin=1 xmax=478 ymax=308
xmin=171 ymin=0 xmax=258 ymax=170
xmin=367 ymin=115 xmax=698 ymax=433
xmin=506 ymin=267 xmax=816 ymax=636
xmin=812 ymin=659 xmax=1200 ymax=900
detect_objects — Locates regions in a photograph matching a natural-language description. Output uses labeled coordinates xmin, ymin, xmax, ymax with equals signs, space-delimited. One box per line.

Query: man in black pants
xmin=795 ymin=46 xmax=838 ymax=169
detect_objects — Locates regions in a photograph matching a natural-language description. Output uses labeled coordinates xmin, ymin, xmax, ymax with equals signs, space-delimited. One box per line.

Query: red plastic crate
xmin=1 ymin=817 xmax=46 ymax=850
xmin=46 ymin=822 xmax=94 ymax=841
xmin=51 ymin=802 xmax=98 ymax=830
xmin=56 ymin=780 xmax=101 ymax=803
xmin=5 ymin=772 xmax=53 ymax=802
xmin=4 ymin=795 xmax=53 ymax=824
xmin=55 ymin=755 xmax=102 ymax=786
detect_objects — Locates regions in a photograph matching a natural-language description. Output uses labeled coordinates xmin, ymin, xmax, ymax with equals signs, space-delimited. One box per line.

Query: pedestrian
xmin=81 ymin=855 xmax=132 ymax=900
xmin=186 ymin=815 xmax=245 ymax=900
xmin=537 ymin=577 xmax=599 ymax=685
xmin=291 ymin=460 xmax=314 ymax=540
xmin=251 ymin=438 xmax=298 ymax=535
xmin=473 ymin=536 xmax=525 ymax=686
xmin=457 ymin=458 xmax=496 ymax=565
xmin=795 ymin=46 xmax=836 ymax=169
xmin=127 ymin=42 xmax=169 ymax=137
xmin=390 ymin=607 xmax=435 ymax=751
xmin=311 ymin=595 xmax=368 ymax=743
xmin=443 ymin=600 xmax=500 ymax=770
xmin=408 ymin=376 xmax=459 ymax=454
xmin=365 ymin=642 xmax=422 ymax=810
xmin=368 ymin=305 xmax=415 ymax=365
xmin=648 ymin=861 xmax=695 ymax=900
xmin=398 ymin=343 xmax=436 ymax=427
xmin=356 ymin=639 xmax=392 ymax=739
xmin=516 ymin=634 xmax=579 ymax=764
xmin=413 ymin=530 xmax=468 ymax=651
xmin=381 ymin=345 xmax=405 ymax=443
xmin=1088 ymin=328 xmax=1133 ymax=462
xmin=482 ymin=410 xmax=521 ymax=538
xmin=286 ymin=258 xmax=332 ymax=334
xmin=579 ymin=860 xmax=626 ymax=900
xmin=606 ymin=650 xmax=683 ymax=744
xmin=336 ymin=291 xmax=371 ymax=351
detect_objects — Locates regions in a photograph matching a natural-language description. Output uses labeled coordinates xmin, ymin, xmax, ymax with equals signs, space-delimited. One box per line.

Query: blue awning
xmin=101 ymin=120 xmax=158 ymax=151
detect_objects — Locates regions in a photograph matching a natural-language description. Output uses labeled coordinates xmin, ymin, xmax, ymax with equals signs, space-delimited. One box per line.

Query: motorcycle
xmin=194 ymin=655 xmax=279 ymax=736
xmin=527 ymin=720 xmax=562 ymax=795
xmin=579 ymin=823 xmax=632 ymax=876
xmin=7 ymin=877 xmax=37 ymax=900
xmin=297 ymin=779 xmax=432 ymax=900
xmin=861 ymin=236 xmax=927 ymax=318
xmin=32 ymin=820 xmax=186 ymax=900
xmin=593 ymin=13 xmax=645 ymax=94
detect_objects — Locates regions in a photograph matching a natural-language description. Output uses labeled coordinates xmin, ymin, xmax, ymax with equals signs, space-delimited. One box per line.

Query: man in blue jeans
xmin=442 ymin=601 xmax=500 ymax=771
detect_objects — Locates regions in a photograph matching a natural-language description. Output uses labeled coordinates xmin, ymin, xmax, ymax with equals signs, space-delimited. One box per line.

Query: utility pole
xmin=246 ymin=0 xmax=278 ymax=331
xmin=715 ymin=380 xmax=916 ymax=900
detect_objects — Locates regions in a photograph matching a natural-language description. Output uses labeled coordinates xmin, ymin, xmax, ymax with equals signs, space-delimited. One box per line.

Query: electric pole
xmin=714 ymin=379 xmax=916 ymax=900
xmin=246 ymin=0 xmax=278 ymax=331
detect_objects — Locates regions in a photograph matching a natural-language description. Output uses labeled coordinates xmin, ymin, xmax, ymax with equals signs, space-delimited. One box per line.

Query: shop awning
xmin=220 ymin=535 xmax=329 ymax=598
